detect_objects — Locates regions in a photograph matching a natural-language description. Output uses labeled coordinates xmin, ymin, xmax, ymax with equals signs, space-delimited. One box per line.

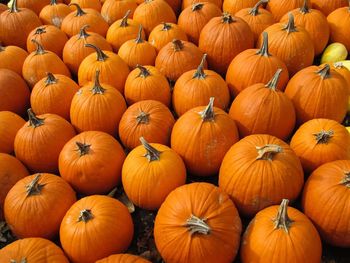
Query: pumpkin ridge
xmin=273 ymin=199 xmax=293 ymax=233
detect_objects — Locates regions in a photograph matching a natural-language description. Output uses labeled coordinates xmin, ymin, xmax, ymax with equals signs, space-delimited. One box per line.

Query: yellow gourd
xmin=321 ymin=43 xmax=348 ymax=64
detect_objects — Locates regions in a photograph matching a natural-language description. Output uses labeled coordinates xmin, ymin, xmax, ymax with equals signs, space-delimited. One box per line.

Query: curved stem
xmin=91 ymin=69 xmax=106 ymax=94
xmin=27 ymin=109 xmax=44 ymax=128
xmin=85 ymin=43 xmax=108 ymax=61
xmin=273 ymin=199 xmax=293 ymax=233
xmin=78 ymin=25 xmax=90 ymax=39
xmin=136 ymin=111 xmax=150 ymax=124
xmin=172 ymin=39 xmax=184 ymax=51
xmin=45 ymin=72 xmax=58 ymax=86
xmin=10 ymin=0 xmax=18 ymax=13
xmin=34 ymin=26 xmax=47 ymax=35
xmin=256 ymin=144 xmax=283 ymax=160
xmin=26 ymin=174 xmax=45 ymax=196
xmin=193 ymin=54 xmax=207 ymax=79
xmin=120 ymin=10 xmax=131 ymax=27
xmin=313 ymin=130 xmax=334 ymax=144
xmin=191 ymin=2 xmax=204 ymax=11
xmin=185 ymin=215 xmax=211 ymax=235
xmin=222 ymin=12 xmax=235 ymax=23
xmin=136 ymin=65 xmax=151 ymax=78
xmin=69 ymin=3 xmax=86 ymax=17
xmin=199 ymin=97 xmax=215 ymax=121
xmin=256 ymin=32 xmax=271 ymax=57
xmin=76 ymin=142 xmax=91 ymax=156
xmin=78 ymin=209 xmax=94 ymax=223
xmin=31 ymin=39 xmax=47 ymax=55
xmin=140 ymin=137 xmax=161 ymax=162
xmin=300 ymin=0 xmax=310 ymax=14
xmin=265 ymin=69 xmax=282 ymax=91
xmin=249 ymin=0 xmax=268 ymax=16
xmin=161 ymin=23 xmax=172 ymax=31
xmin=316 ymin=64 xmax=331 ymax=79
xmin=283 ymin=13 xmax=297 ymax=33
xmin=135 ymin=24 xmax=144 ymax=44
xmin=50 ymin=0 xmax=58 ymax=5
xmin=341 ymin=172 xmax=350 ymax=187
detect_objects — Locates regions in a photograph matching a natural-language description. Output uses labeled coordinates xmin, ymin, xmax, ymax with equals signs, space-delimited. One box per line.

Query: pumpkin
xmin=327 ymin=2 xmax=350 ymax=51
xmin=14 ymin=109 xmax=76 ymax=173
xmin=106 ymin=10 xmax=146 ymax=52
xmin=118 ymin=25 xmax=157 ymax=69
xmin=223 ymin=0 xmax=259 ymax=15
xmin=177 ymin=2 xmax=221 ymax=45
xmin=124 ymin=65 xmax=171 ymax=106
xmin=241 ymin=199 xmax=322 ymax=263
xmin=0 ymin=0 xmax=42 ymax=49
xmin=60 ymin=195 xmax=134 ymax=263
xmin=155 ymin=39 xmax=206 ymax=82
xmin=171 ymin=98 xmax=239 ymax=176
xmin=96 ymin=254 xmax=151 ymax=263
xmin=122 ymin=137 xmax=186 ymax=210
xmin=257 ymin=13 xmax=314 ymax=76
xmin=119 ymin=100 xmax=175 ymax=149
xmin=71 ymin=70 xmax=127 ymax=135
xmin=266 ymin=0 xmax=304 ymax=21
xmin=331 ymin=61 xmax=350 ymax=91
xmin=0 ymin=153 xmax=28 ymax=219
xmin=290 ymin=118 xmax=350 ymax=173
xmin=101 ymin=0 xmax=137 ymax=25
xmin=26 ymin=25 xmax=68 ymax=57
xmin=226 ymin=32 xmax=289 ymax=97
xmin=59 ymin=131 xmax=126 ymax=195
xmin=39 ymin=0 xmax=71 ymax=28
xmin=182 ymin=0 xmax=222 ymax=9
xmin=0 ymin=112 xmax=26 ymax=154
xmin=235 ymin=0 xmax=275 ymax=43
xmin=280 ymin=0 xmax=330 ymax=56
xmin=173 ymin=54 xmax=230 ymax=117
xmin=311 ymin=0 xmax=348 ymax=16
xmin=61 ymin=3 xmax=109 ymax=37
xmin=0 ymin=3 xmax=7 ymax=13
xmin=63 ymin=25 xmax=113 ymax=75
xmin=302 ymin=160 xmax=350 ymax=247
xmin=0 ymin=43 xmax=28 ymax=75
xmin=0 ymin=69 xmax=30 ymax=115
xmin=154 ymin=182 xmax=242 ymax=263
xmin=285 ymin=64 xmax=348 ymax=124
xmin=219 ymin=134 xmax=304 ymax=217
xmin=4 ymin=173 xmax=76 ymax=239
xmin=22 ymin=40 xmax=71 ymax=88
xmin=78 ymin=43 xmax=130 ymax=93
xmin=229 ymin=69 xmax=296 ymax=140
xmin=198 ymin=13 xmax=254 ymax=76
xmin=17 ymin=0 xmax=58 ymax=15
xmin=70 ymin=0 xmax=102 ymax=11
xmin=30 ymin=73 xmax=80 ymax=120
xmin=133 ymin=0 xmax=177 ymax=36
xmin=148 ymin=23 xmax=188 ymax=52
xmin=0 ymin=237 xmax=69 ymax=262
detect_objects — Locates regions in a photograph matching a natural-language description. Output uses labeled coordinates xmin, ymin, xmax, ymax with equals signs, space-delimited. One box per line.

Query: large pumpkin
xmin=101 ymin=0 xmax=137 ymax=25
xmin=311 ymin=0 xmax=348 ymax=16
xmin=266 ymin=0 xmax=304 ymax=21
xmin=39 ymin=0 xmax=71 ymax=28
xmin=182 ymin=0 xmax=222 ymax=9
xmin=241 ymin=199 xmax=322 ymax=263
xmin=154 ymin=182 xmax=242 ymax=263
xmin=0 ymin=3 xmax=7 ymax=13
xmin=0 ymin=112 xmax=26 ymax=154
xmin=0 ymin=43 xmax=28 ymax=75
xmin=171 ymin=98 xmax=240 ymax=176
xmin=70 ymin=0 xmax=102 ymax=11
xmin=327 ymin=2 xmax=350 ymax=51
xmin=17 ymin=0 xmax=57 ymax=15
xmin=96 ymin=254 xmax=151 ymax=263
xmin=60 ymin=195 xmax=134 ymax=263
xmin=223 ymin=0 xmax=259 ymax=15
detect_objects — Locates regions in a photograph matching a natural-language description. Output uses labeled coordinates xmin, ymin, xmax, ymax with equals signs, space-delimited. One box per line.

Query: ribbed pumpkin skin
xmin=0 ymin=3 xmax=7 ymax=13
xmin=154 ymin=182 xmax=242 ymax=263
xmin=119 ymin=100 xmax=175 ymax=149
xmin=0 ymin=44 xmax=28 ymax=75
xmin=266 ymin=0 xmax=304 ymax=21
xmin=101 ymin=0 xmax=137 ymax=25
xmin=290 ymin=118 xmax=350 ymax=173
xmin=59 ymin=131 xmax=126 ymax=195
xmin=241 ymin=201 xmax=322 ymax=263
xmin=182 ymin=0 xmax=222 ymax=9
xmin=4 ymin=173 xmax=77 ymax=239
xmin=17 ymin=0 xmax=58 ymax=15
xmin=0 ymin=237 xmax=69 ymax=263
xmin=327 ymin=5 xmax=350 ymax=51
xmin=223 ymin=0 xmax=258 ymax=14
xmin=60 ymin=195 xmax=134 ymax=263
xmin=70 ymin=0 xmax=102 ymax=11
xmin=331 ymin=62 xmax=350 ymax=93
xmin=96 ymin=254 xmax=151 ymax=263
xmin=311 ymin=0 xmax=348 ymax=16
xmin=219 ymin=134 xmax=304 ymax=217
xmin=302 ymin=160 xmax=350 ymax=247
xmin=39 ymin=1 xmax=71 ymax=28
xmin=0 ymin=112 xmax=26 ymax=154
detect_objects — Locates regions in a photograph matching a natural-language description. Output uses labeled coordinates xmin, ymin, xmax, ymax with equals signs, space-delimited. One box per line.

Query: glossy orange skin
xmin=290 ymin=118 xmax=350 ymax=173
xmin=164 ymin=0 xmax=181 ymax=14
xmin=285 ymin=65 xmax=348 ymax=125
xmin=311 ymin=0 xmax=348 ymax=16
xmin=182 ymin=0 xmax=222 ymax=9
xmin=96 ymin=254 xmax=151 ymax=263
xmin=4 ymin=173 xmax=76 ymax=239
xmin=101 ymin=0 xmax=137 ymax=25
xmin=17 ymin=0 xmax=62 ymax=15
xmin=0 ymin=112 xmax=26 ymax=154
xmin=0 ymin=69 xmax=30 ymax=116
xmin=0 ymin=44 xmax=28 ymax=75
xmin=0 ymin=237 xmax=69 ymax=263
xmin=266 ymin=0 xmax=304 ymax=21
xmin=60 ymin=195 xmax=134 ymax=263
xmin=59 ymin=131 xmax=126 ymax=195
xmin=223 ymin=0 xmax=259 ymax=15
xmin=119 ymin=100 xmax=175 ymax=149
xmin=330 ymin=62 xmax=350 ymax=93
xmin=70 ymin=0 xmax=102 ymax=11
xmin=154 ymin=182 xmax=242 ymax=263
xmin=39 ymin=1 xmax=71 ymax=28
xmin=241 ymin=203 xmax=322 ymax=263
xmin=327 ymin=6 xmax=350 ymax=51
xmin=14 ymin=113 xmax=76 ymax=173
xmin=302 ymin=160 xmax=350 ymax=247
xmin=0 ymin=3 xmax=7 ymax=13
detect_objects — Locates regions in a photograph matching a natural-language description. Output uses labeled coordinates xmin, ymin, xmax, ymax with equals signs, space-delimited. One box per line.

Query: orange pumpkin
xmin=96 ymin=254 xmax=151 ymax=263
xmin=0 ymin=112 xmax=26 ymax=154
xmin=60 ymin=195 xmax=134 ymax=263
xmin=223 ymin=0 xmax=259 ymax=15
xmin=70 ymin=0 xmax=102 ymax=11
xmin=39 ymin=0 xmax=71 ymax=28
xmin=311 ymin=0 xmax=348 ymax=16
xmin=0 ymin=43 xmax=28 ymax=75
xmin=219 ymin=134 xmax=304 ymax=217
xmin=266 ymin=0 xmax=304 ymax=21
xmin=332 ymin=62 xmax=350 ymax=91
xmin=17 ymin=0 xmax=58 ymax=15
xmin=154 ymin=182 xmax=242 ymax=263
xmin=182 ymin=0 xmax=222 ymax=9
xmin=290 ymin=118 xmax=350 ymax=173
xmin=119 ymin=100 xmax=175 ymax=149
xmin=327 ymin=2 xmax=350 ymax=51
xmin=171 ymin=98 xmax=240 ymax=176
xmin=0 ymin=3 xmax=7 ymax=13
xmin=101 ymin=0 xmax=138 ymax=25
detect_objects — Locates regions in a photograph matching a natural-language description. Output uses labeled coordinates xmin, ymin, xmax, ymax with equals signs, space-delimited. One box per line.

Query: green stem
xmin=316 ymin=64 xmax=331 ymax=79
xmin=120 ymin=10 xmax=131 ymax=27
xmin=249 ymin=0 xmax=268 ymax=16
xmin=140 ymin=137 xmax=161 ymax=162
xmin=10 ymin=0 xmax=18 ymax=13
xmin=273 ymin=199 xmax=293 ymax=233
xmin=283 ymin=13 xmax=297 ymax=33
xmin=26 ymin=174 xmax=45 ymax=196
xmin=193 ymin=54 xmax=207 ymax=79
xmin=91 ymin=69 xmax=106 ymax=94
xmin=85 ymin=43 xmax=109 ymax=61
xmin=256 ymin=32 xmax=270 ymax=57
xmin=135 ymin=24 xmax=144 ymax=43
xmin=265 ymin=69 xmax=282 ymax=91
xmin=199 ymin=97 xmax=215 ymax=121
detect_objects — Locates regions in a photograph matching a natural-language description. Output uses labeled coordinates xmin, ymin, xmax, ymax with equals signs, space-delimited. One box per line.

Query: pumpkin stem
xmin=341 ymin=172 xmax=350 ymax=187
xmin=25 ymin=174 xmax=45 ymax=197
xmin=31 ymin=39 xmax=47 ymax=55
xmin=256 ymin=32 xmax=270 ymax=57
xmin=78 ymin=209 xmax=94 ymax=222
xmin=193 ymin=54 xmax=207 ymax=79
xmin=78 ymin=25 xmax=90 ymax=39
xmin=135 ymin=24 xmax=144 ymax=43
xmin=265 ymin=69 xmax=282 ymax=91
xmin=136 ymin=111 xmax=150 ymax=124
xmin=334 ymin=62 xmax=345 ymax=69
xmin=222 ymin=12 xmax=236 ymax=23
xmin=300 ymin=0 xmax=310 ymax=14
xmin=69 ymin=3 xmax=86 ymax=17
xmin=273 ymin=199 xmax=293 ymax=233
xmin=10 ymin=258 xmax=27 ymax=263
xmin=191 ymin=2 xmax=204 ymax=11
xmin=256 ymin=144 xmax=283 ymax=160
xmin=140 ymin=137 xmax=161 ymax=162
xmin=91 ymin=69 xmax=106 ymax=94
xmin=45 ymin=72 xmax=58 ymax=86
xmin=161 ymin=22 xmax=172 ymax=31
xmin=316 ymin=64 xmax=331 ymax=79
xmin=50 ymin=0 xmax=58 ymax=5
xmin=34 ymin=26 xmax=47 ymax=35
xmin=185 ymin=215 xmax=211 ymax=235
xmin=313 ymin=130 xmax=334 ymax=144
xmin=120 ymin=10 xmax=131 ymax=27
xmin=10 ymin=0 xmax=19 ymax=13
xmin=199 ymin=97 xmax=215 ymax=121
xmin=85 ymin=43 xmax=109 ymax=61
xmin=27 ymin=108 xmax=44 ymax=128
xmin=136 ymin=65 xmax=151 ymax=78
xmin=249 ymin=0 xmax=268 ymax=16
xmin=172 ymin=39 xmax=184 ymax=51
xmin=76 ymin=142 xmax=91 ymax=156
xmin=283 ymin=13 xmax=298 ymax=33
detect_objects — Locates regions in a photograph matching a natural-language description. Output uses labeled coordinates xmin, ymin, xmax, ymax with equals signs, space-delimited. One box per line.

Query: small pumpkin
xmin=70 ymin=0 xmax=102 ymax=11
xmin=124 ymin=65 xmax=171 ymax=106
xmin=327 ymin=2 xmax=350 ymax=51
xmin=0 ymin=43 xmax=28 ymax=75
xmin=290 ymin=118 xmax=350 ymax=173
xmin=171 ymin=98 xmax=239 ymax=177
xmin=14 ymin=109 xmax=76 ymax=173
xmin=96 ymin=254 xmax=151 ymax=263
xmin=266 ymin=0 xmax=304 ymax=21
xmin=101 ymin=0 xmax=137 ymax=25
xmin=154 ymin=182 xmax=242 ymax=263
xmin=331 ymin=61 xmax=350 ymax=92
xmin=223 ymin=0 xmax=260 ymax=15
xmin=119 ymin=100 xmax=175 ymax=149
xmin=0 ymin=112 xmax=26 ymax=154
xmin=182 ymin=0 xmax=222 ymax=9
xmin=17 ymin=0 xmax=58 ymax=15
xmin=60 ymin=195 xmax=134 ymax=263
xmin=39 ymin=0 xmax=71 ymax=28
xmin=311 ymin=0 xmax=348 ymax=16
xmin=241 ymin=199 xmax=322 ymax=263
